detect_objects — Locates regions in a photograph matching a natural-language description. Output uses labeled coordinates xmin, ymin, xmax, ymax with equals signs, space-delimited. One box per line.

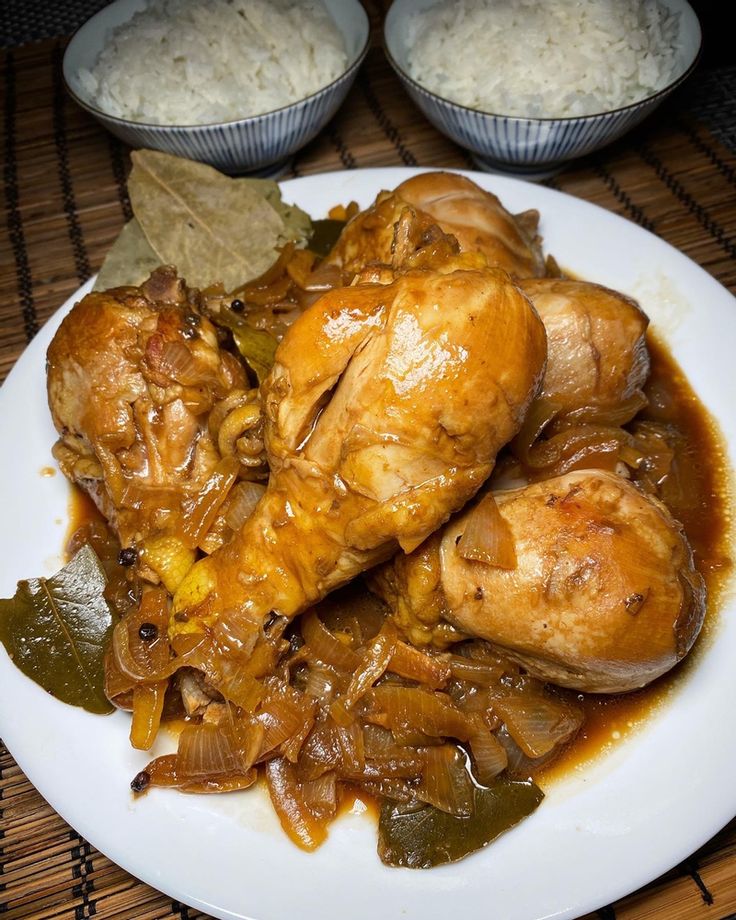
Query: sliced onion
xmin=297 ymin=722 xmax=341 ymax=781
xmin=362 ymin=724 xmax=405 ymax=760
xmin=450 ymin=683 xmax=495 ymax=716
xmin=363 ymin=686 xmax=474 ymax=742
xmin=129 ymin=680 xmax=166 ymax=751
xmin=111 ymin=587 xmax=175 ymax=683
xmin=301 ymin=611 xmax=361 ymax=671
xmin=301 ymin=771 xmax=338 ymax=821
xmin=257 ymin=687 xmax=315 ymax=757
xmin=417 ymin=745 xmax=473 ymax=816
xmin=265 ymin=757 xmax=328 ymax=851
xmin=104 ymin=647 xmax=135 ymax=705
xmin=494 ymin=725 xmax=557 ymax=779
xmin=341 ymin=755 xmax=424 ymax=782
xmin=525 ymin=425 xmax=630 ymax=477
xmin=334 ymin=631 xmax=395 ymax=716
xmin=216 ymin=669 xmax=266 ymax=713
xmin=631 ymin=422 xmax=676 ymax=484
xmin=302 ymin=261 xmax=346 ymax=292
xmin=142 ymin=754 xmax=257 ymax=793
xmin=448 ymin=654 xmax=506 ymax=687
xmin=157 ymin=340 xmax=204 ymax=386
xmin=177 ymin=722 xmax=240 ymax=778
xmin=555 ymin=391 xmax=648 ymax=430
xmin=359 ymin=778 xmax=415 ymax=803
xmin=211 ymin=614 xmax=260 ymax=660
xmin=281 ymin=714 xmax=317 ymax=764
xmin=303 ymin=665 xmax=337 ymax=705
xmin=388 ymin=642 xmax=451 ymax=689
xmin=492 ymin=688 xmax=583 ymax=759
xmin=457 ymin=494 xmax=517 ymax=569
xmin=285 ymin=248 xmax=318 ymax=289
xmin=468 ymin=727 xmax=508 ymax=785
xmin=224 ymin=481 xmax=266 ymax=531
xmin=231 ymin=243 xmax=295 ymax=296
xmin=180 ymin=456 xmax=240 ymax=548
xmin=511 ymin=397 xmax=563 ymax=463
xmin=335 ymin=721 xmax=365 ymax=774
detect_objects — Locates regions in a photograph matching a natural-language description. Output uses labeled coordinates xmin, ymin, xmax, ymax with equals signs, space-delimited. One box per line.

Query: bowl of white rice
xmin=384 ymin=0 xmax=701 ymax=178
xmin=63 ymin=0 xmax=369 ymax=175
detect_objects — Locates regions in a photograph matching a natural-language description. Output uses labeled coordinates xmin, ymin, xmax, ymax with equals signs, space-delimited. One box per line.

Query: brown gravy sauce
xmin=66 ymin=333 xmax=734 ymax=786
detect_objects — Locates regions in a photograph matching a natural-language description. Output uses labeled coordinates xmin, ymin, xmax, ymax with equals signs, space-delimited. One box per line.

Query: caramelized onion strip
xmin=265 ymin=757 xmax=329 ymax=851
xmin=458 ymin=494 xmax=517 ymax=569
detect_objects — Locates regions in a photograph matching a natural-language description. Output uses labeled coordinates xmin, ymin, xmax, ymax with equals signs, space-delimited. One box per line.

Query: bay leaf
xmin=94 ymin=218 xmax=162 ymax=291
xmin=128 ymin=149 xmax=302 ymax=291
xmin=377 ymin=777 xmax=544 ymax=868
xmin=307 ymin=218 xmax=347 ymax=258
xmin=256 ymin=180 xmax=312 ymax=243
xmin=0 ymin=544 xmax=114 ymax=714
xmin=216 ymin=307 xmax=278 ymax=384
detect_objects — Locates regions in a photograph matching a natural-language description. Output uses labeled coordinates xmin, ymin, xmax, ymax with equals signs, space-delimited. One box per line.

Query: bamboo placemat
xmin=2 ymin=10 xmax=736 ymax=920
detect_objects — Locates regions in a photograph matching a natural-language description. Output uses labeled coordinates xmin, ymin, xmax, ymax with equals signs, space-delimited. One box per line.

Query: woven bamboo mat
xmin=2 ymin=9 xmax=736 ymax=919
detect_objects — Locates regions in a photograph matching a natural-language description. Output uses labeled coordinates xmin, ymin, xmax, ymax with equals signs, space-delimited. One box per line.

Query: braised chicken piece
xmin=326 ymin=171 xmax=545 ymax=279
xmin=371 ymin=469 xmax=705 ymax=693
xmin=396 ymin=172 xmax=546 ymax=278
xmin=47 ymin=267 xmax=249 ymax=551
xmin=519 ymin=278 xmax=650 ymax=429
xmin=171 ymin=261 xmax=547 ymax=660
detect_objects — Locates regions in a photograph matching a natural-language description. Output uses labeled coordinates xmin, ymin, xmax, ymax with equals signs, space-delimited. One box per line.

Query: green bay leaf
xmin=216 ymin=307 xmax=278 ymax=384
xmin=378 ymin=777 xmax=544 ymax=868
xmin=0 ymin=545 xmax=114 ymax=714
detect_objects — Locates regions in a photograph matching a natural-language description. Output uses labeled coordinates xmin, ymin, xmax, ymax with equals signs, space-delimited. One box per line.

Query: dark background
xmin=688 ymin=0 xmax=734 ymax=68
xmin=1 ymin=0 xmax=735 ymax=69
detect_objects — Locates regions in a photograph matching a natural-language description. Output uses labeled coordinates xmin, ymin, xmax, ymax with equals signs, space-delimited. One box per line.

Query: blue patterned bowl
xmin=385 ymin=0 xmax=701 ymax=180
xmin=63 ymin=0 xmax=369 ymax=176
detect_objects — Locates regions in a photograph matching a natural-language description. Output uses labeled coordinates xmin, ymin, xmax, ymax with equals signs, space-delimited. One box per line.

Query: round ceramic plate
xmin=0 ymin=168 xmax=734 ymax=920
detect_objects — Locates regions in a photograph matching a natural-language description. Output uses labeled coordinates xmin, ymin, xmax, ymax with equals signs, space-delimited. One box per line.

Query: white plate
xmin=1 ymin=167 xmax=735 ymax=920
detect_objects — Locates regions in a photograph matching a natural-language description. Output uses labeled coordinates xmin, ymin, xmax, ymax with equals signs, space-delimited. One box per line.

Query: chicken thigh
xmin=371 ymin=469 xmax=705 ymax=693
xmin=171 ymin=264 xmax=547 ymax=658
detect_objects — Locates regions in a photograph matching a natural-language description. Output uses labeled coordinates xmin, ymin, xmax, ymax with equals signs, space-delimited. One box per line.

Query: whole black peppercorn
xmin=230 ymin=298 xmax=245 ymax=313
xmin=138 ymin=622 xmax=159 ymax=642
xmin=118 ymin=547 xmax=138 ymax=567
xmin=130 ymin=770 xmax=151 ymax=793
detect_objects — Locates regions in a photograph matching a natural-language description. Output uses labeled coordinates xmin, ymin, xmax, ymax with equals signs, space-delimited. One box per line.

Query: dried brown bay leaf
xmin=0 ymin=544 xmax=114 ymax=714
xmin=260 ymin=182 xmax=312 ymax=243
xmin=128 ymin=150 xmax=309 ymax=291
xmin=94 ymin=218 xmax=162 ymax=291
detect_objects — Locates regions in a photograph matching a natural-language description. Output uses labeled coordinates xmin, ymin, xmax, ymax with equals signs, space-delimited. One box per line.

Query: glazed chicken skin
xmin=371 ymin=470 xmax=705 ymax=694
xmin=519 ymin=278 xmax=650 ymax=429
xmin=396 ymin=172 xmax=546 ymax=279
xmin=47 ymin=267 xmax=248 ymax=548
xmin=326 ymin=171 xmax=545 ymax=280
xmin=171 ymin=263 xmax=547 ymax=652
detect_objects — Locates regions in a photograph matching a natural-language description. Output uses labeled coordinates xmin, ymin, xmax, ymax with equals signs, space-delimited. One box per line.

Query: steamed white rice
xmin=405 ymin=0 xmax=684 ymax=118
xmin=78 ymin=0 xmax=348 ymax=125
